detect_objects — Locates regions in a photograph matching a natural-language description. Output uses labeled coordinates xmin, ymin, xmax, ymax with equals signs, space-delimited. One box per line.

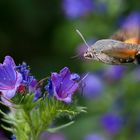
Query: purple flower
xmin=45 ymin=79 xmax=54 ymax=97
xmin=118 ymin=11 xmax=140 ymax=43
xmin=0 ymin=130 xmax=9 ymax=140
xmin=121 ymin=11 xmax=140 ymax=29
xmin=16 ymin=62 xmax=41 ymax=100
xmin=104 ymin=66 xmax=125 ymax=81
xmin=81 ymin=74 xmax=103 ymax=99
xmin=40 ymin=132 xmax=66 ymax=140
xmin=11 ymin=135 xmax=16 ymax=140
xmin=45 ymin=67 xmax=79 ymax=103
xmin=62 ymin=0 xmax=94 ymax=19
xmin=47 ymin=133 xmax=66 ymax=140
xmin=16 ymin=62 xmax=35 ymax=87
xmin=34 ymin=88 xmax=41 ymax=101
xmin=28 ymin=78 xmax=38 ymax=93
xmin=84 ymin=133 xmax=105 ymax=140
xmin=101 ymin=113 xmax=123 ymax=134
xmin=0 ymin=56 xmax=22 ymax=103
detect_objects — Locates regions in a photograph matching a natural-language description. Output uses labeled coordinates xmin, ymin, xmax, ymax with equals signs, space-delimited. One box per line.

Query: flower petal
xmin=3 ymin=56 xmax=16 ymax=82
xmin=70 ymin=73 xmax=80 ymax=81
xmin=55 ymin=93 xmax=72 ymax=103
xmin=45 ymin=79 xmax=55 ymax=97
xmin=0 ymin=56 xmax=17 ymax=89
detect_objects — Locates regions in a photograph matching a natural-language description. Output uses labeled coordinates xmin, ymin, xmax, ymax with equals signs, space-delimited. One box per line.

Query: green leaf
xmin=1 ymin=118 xmax=16 ymax=125
xmin=1 ymin=92 xmax=85 ymax=140
xmin=1 ymin=125 xmax=13 ymax=132
xmin=0 ymin=109 xmax=8 ymax=117
xmin=47 ymin=121 xmax=75 ymax=133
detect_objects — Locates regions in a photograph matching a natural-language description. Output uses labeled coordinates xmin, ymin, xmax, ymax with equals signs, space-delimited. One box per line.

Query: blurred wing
xmin=102 ymin=48 xmax=138 ymax=59
xmin=111 ymin=12 xmax=140 ymax=45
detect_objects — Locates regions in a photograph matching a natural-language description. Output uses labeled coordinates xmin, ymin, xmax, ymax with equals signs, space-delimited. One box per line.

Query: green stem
xmin=26 ymin=111 xmax=39 ymax=140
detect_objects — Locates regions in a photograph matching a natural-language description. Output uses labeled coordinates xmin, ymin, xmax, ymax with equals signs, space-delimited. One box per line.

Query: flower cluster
xmin=16 ymin=62 xmax=41 ymax=101
xmin=0 ymin=56 xmax=80 ymax=105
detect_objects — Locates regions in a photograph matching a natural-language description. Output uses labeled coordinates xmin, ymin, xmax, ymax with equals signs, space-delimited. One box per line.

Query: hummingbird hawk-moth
xmin=77 ymin=13 xmax=140 ymax=65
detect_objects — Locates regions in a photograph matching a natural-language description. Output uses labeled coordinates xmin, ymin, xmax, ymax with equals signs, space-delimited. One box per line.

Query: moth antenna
xmin=76 ymin=29 xmax=90 ymax=48
xmin=71 ymin=54 xmax=81 ymax=59
xmin=70 ymin=51 xmax=85 ymax=59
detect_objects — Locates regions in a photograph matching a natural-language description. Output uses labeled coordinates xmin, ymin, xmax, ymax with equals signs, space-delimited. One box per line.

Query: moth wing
xmin=102 ymin=48 xmax=138 ymax=59
xmin=111 ymin=12 xmax=140 ymax=45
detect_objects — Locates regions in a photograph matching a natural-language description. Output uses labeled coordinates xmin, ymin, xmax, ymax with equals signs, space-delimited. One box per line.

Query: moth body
xmin=84 ymin=39 xmax=140 ymax=65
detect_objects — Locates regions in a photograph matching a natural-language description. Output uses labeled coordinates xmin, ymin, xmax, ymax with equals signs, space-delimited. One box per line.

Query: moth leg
xmin=118 ymin=58 xmax=135 ymax=63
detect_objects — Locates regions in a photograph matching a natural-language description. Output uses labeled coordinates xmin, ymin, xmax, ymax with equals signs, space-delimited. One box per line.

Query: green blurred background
xmin=1 ymin=0 xmax=140 ymax=140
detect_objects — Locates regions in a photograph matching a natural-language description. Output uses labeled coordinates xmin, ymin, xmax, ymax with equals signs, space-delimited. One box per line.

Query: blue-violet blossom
xmin=104 ymin=65 xmax=125 ymax=81
xmin=84 ymin=133 xmax=105 ymax=140
xmin=0 ymin=56 xmax=22 ymax=104
xmin=16 ymin=62 xmax=41 ymax=100
xmin=62 ymin=0 xmax=93 ymax=19
xmin=101 ymin=113 xmax=123 ymax=134
xmin=81 ymin=73 xmax=104 ymax=99
xmin=16 ymin=62 xmax=35 ymax=89
xmin=45 ymin=67 xmax=79 ymax=103
xmin=121 ymin=11 xmax=140 ymax=30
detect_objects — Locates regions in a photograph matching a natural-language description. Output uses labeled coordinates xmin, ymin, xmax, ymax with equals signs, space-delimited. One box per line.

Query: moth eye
xmin=84 ymin=52 xmax=93 ymax=59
